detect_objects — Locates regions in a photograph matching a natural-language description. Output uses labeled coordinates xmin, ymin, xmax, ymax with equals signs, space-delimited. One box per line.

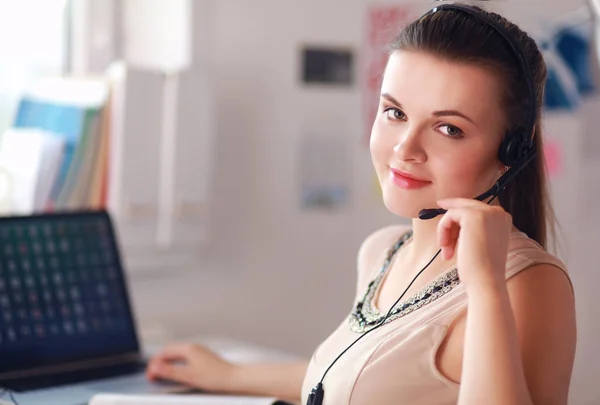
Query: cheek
xmin=370 ymin=118 xmax=394 ymax=166
xmin=433 ymin=149 xmax=497 ymax=196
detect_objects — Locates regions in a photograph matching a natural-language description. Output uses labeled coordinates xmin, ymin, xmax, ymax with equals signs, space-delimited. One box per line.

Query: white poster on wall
xmin=298 ymin=134 xmax=351 ymax=211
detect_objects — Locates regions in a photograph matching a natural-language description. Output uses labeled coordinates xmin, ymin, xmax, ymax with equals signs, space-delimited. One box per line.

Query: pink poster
xmin=362 ymin=4 xmax=420 ymax=143
xmin=543 ymin=138 xmax=562 ymax=178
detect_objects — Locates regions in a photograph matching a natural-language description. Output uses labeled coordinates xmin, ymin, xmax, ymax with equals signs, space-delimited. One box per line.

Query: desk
xmin=3 ymin=337 xmax=299 ymax=405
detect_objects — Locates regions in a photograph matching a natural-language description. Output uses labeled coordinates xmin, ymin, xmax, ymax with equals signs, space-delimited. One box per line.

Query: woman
xmin=146 ymin=5 xmax=577 ymax=405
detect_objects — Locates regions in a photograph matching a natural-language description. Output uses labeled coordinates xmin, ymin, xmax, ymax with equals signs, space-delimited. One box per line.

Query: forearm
xmin=227 ymin=361 xmax=309 ymax=402
xmin=459 ymin=282 xmax=533 ymax=405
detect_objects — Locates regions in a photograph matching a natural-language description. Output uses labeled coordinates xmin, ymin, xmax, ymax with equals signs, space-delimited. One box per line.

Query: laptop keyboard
xmin=0 ymin=360 xmax=147 ymax=392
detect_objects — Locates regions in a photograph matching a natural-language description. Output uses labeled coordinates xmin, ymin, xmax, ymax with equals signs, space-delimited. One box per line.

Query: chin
xmin=380 ymin=189 xmax=431 ymax=219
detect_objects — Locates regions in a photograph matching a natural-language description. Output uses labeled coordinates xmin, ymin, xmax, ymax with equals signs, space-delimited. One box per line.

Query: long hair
xmin=390 ymin=5 xmax=555 ymax=249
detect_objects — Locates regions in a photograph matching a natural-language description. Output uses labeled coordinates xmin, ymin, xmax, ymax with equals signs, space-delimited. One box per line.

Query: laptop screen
xmin=0 ymin=210 xmax=140 ymax=374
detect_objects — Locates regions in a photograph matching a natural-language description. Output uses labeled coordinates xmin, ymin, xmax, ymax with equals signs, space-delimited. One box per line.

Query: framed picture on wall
xmin=300 ymin=45 xmax=354 ymax=86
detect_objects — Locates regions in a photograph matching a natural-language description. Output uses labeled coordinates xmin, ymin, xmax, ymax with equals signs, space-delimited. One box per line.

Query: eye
xmin=383 ymin=107 xmax=406 ymax=121
xmin=438 ymin=124 xmax=463 ymax=138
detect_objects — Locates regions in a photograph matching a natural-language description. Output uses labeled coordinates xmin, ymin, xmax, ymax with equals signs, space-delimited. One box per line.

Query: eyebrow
xmin=381 ymin=93 xmax=476 ymax=124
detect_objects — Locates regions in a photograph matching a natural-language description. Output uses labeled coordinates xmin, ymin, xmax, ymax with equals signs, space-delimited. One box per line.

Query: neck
xmin=409 ymin=216 xmax=445 ymax=261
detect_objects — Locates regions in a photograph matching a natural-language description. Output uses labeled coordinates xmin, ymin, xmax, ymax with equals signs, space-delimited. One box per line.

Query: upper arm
xmin=506 ymin=264 xmax=577 ymax=405
xmin=355 ymin=224 xmax=410 ymax=298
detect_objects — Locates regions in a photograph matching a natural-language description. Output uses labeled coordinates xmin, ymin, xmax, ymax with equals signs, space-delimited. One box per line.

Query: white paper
xmin=34 ymin=130 xmax=66 ymax=210
xmin=25 ymin=76 xmax=109 ymax=107
xmin=0 ymin=128 xmax=64 ymax=214
xmin=0 ymin=128 xmax=40 ymax=213
xmin=89 ymin=393 xmax=277 ymax=405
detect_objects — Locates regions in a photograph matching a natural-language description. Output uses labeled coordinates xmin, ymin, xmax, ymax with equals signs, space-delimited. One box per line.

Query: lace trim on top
xmin=349 ymin=230 xmax=461 ymax=333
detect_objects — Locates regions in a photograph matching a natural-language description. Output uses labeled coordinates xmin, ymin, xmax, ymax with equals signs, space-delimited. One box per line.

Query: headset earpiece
xmin=498 ymin=129 xmax=529 ymax=167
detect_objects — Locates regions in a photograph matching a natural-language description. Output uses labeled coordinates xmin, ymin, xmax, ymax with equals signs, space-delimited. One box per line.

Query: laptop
xmin=0 ymin=210 xmax=187 ymax=405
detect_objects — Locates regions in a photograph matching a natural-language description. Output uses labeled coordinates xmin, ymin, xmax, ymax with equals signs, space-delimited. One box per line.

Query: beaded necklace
xmin=349 ymin=230 xmax=461 ymax=333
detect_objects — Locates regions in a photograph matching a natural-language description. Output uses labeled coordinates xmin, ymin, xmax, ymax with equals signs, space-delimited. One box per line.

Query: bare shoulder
xmin=355 ymin=224 xmax=411 ymax=294
xmin=504 ymin=262 xmax=576 ymax=404
xmin=438 ymin=261 xmax=576 ymax=403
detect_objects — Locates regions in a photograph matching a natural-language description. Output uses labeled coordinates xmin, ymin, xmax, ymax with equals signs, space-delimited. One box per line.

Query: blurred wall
xmin=125 ymin=0 xmax=399 ymax=355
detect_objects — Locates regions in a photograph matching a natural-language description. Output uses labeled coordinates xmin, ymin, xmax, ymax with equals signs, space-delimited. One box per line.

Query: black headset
xmin=306 ymin=4 xmax=538 ymax=405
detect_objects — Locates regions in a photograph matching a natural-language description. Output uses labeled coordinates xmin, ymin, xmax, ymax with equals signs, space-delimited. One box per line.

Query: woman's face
xmin=370 ymin=50 xmax=508 ymax=218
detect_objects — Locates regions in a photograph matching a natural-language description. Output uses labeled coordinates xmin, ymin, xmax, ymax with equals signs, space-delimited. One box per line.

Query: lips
xmin=388 ymin=167 xmax=431 ymax=189
xmin=390 ymin=168 xmax=429 ymax=182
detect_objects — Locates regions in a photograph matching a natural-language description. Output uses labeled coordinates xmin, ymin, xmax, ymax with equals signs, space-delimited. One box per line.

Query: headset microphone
xmin=418 ymin=208 xmax=447 ymax=220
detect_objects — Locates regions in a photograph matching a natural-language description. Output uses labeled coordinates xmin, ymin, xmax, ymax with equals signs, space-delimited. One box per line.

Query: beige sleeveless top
xmin=301 ymin=229 xmax=570 ymax=405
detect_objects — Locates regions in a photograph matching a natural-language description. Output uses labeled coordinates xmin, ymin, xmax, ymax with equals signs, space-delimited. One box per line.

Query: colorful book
xmin=11 ymin=77 xmax=109 ymax=210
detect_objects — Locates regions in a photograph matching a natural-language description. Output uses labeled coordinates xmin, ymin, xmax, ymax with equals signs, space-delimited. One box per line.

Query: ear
xmin=497 ymin=161 xmax=509 ymax=175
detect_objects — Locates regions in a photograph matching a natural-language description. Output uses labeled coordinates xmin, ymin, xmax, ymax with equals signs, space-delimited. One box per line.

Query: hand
xmin=436 ymin=198 xmax=513 ymax=290
xmin=146 ymin=342 xmax=237 ymax=392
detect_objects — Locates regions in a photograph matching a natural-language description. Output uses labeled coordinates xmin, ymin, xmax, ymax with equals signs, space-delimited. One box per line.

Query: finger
xmin=146 ymin=356 xmax=172 ymax=380
xmin=438 ymin=208 xmax=465 ymax=241
xmin=441 ymin=233 xmax=456 ymax=260
xmin=445 ymin=223 xmax=460 ymax=261
xmin=151 ymin=343 xmax=195 ymax=362
xmin=146 ymin=356 xmax=173 ymax=376
xmin=146 ymin=357 xmax=160 ymax=373
xmin=438 ymin=222 xmax=457 ymax=260
xmin=147 ymin=361 xmax=194 ymax=386
xmin=443 ymin=246 xmax=454 ymax=261
xmin=437 ymin=209 xmax=466 ymax=260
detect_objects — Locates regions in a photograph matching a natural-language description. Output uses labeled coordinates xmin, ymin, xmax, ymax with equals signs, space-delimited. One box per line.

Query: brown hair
xmin=390 ymin=5 xmax=556 ymax=249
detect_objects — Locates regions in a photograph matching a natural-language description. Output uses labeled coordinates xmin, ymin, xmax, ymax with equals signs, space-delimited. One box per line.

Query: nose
xmin=393 ymin=125 xmax=427 ymax=164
